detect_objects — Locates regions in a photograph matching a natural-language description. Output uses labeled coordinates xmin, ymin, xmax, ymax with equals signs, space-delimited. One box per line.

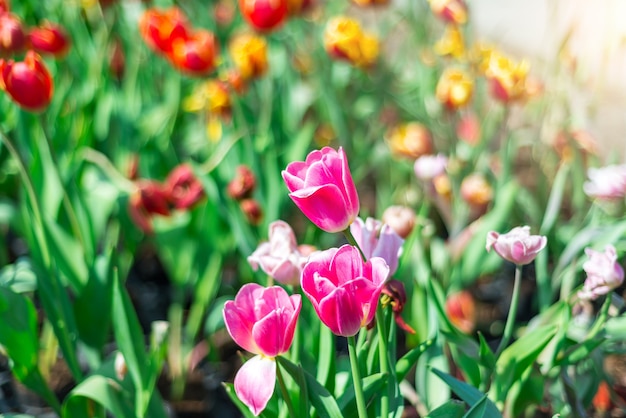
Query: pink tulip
xmin=282 ymin=147 xmax=360 ymax=233
xmin=414 ymin=154 xmax=448 ymax=181
xmin=223 ymin=284 xmax=301 ymax=416
xmin=578 ymin=245 xmax=624 ymax=300
xmin=583 ymin=164 xmax=626 ymax=201
xmin=350 ymin=217 xmax=404 ymax=275
xmin=301 ymin=245 xmax=389 ymax=337
xmin=248 ymin=220 xmax=312 ymax=285
xmin=486 ymin=226 xmax=547 ymax=265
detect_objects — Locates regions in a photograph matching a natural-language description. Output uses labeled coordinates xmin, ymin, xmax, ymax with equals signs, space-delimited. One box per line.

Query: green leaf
xmin=426 ymin=400 xmax=466 ymax=418
xmin=430 ymin=368 xmax=501 ymax=418
xmin=0 ymin=258 xmax=37 ymax=293
xmin=62 ymin=375 xmax=135 ymax=418
xmin=464 ymin=395 xmax=488 ymax=418
xmin=277 ymin=356 xmax=343 ymax=418
xmin=337 ymin=372 xmax=388 ymax=416
xmin=396 ymin=338 xmax=434 ymax=381
xmin=223 ymin=383 xmax=258 ymax=418
xmin=478 ymin=332 xmax=496 ymax=370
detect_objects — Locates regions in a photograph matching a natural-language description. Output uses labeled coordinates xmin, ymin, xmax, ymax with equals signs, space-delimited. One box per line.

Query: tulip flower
xmin=240 ymin=198 xmax=263 ymax=225
xmin=428 ymin=0 xmax=468 ymax=25
xmin=583 ymin=164 xmax=626 ymax=201
xmin=323 ymin=16 xmax=379 ymax=68
xmin=28 ymin=22 xmax=71 ymax=58
xmin=578 ymin=245 xmax=625 ymax=301
xmin=350 ymin=217 xmax=404 ymax=276
xmin=414 ymin=154 xmax=448 ymax=181
xmin=227 ymin=165 xmax=257 ymax=201
xmin=169 ymin=29 xmax=218 ymax=76
xmin=460 ymin=173 xmax=493 ymax=208
xmin=223 ymin=284 xmax=301 ymax=416
xmin=0 ymin=13 xmax=26 ymax=55
xmin=485 ymin=52 xmax=529 ymax=103
xmin=382 ymin=205 xmax=416 ymax=239
xmin=128 ymin=180 xmax=171 ymax=234
xmin=139 ymin=7 xmax=189 ymax=56
xmin=164 ymin=164 xmax=205 ymax=210
xmin=486 ymin=226 xmax=547 ymax=266
xmin=1 ymin=50 xmax=53 ymax=112
xmin=445 ymin=290 xmax=475 ymax=334
xmin=301 ymin=245 xmax=389 ymax=337
xmin=282 ymin=146 xmax=360 ymax=233
xmin=238 ymin=0 xmax=288 ymax=32
xmin=436 ymin=68 xmax=473 ymax=109
xmin=385 ymin=122 xmax=433 ymax=159
xmin=434 ymin=25 xmax=465 ymax=59
xmin=379 ymin=279 xmax=415 ymax=334
xmin=248 ymin=220 xmax=311 ymax=285
xmin=229 ymin=33 xmax=268 ymax=80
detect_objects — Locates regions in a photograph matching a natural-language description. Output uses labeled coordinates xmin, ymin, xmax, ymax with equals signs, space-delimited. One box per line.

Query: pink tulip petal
xmin=331 ymin=246 xmax=364 ymax=285
xmin=338 ymin=148 xmax=359 ymax=214
xmin=234 ymin=283 xmax=265 ymax=322
xmin=318 ymin=286 xmax=362 ymax=336
xmin=251 ymin=293 xmax=301 ymax=357
xmin=223 ymin=301 xmax=258 ymax=354
xmin=289 ymin=184 xmax=352 ymax=232
xmin=234 ymin=355 xmax=276 ymax=416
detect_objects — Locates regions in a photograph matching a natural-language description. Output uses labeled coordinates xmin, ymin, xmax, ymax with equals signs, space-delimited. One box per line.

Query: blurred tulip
xmin=323 ymin=16 xmax=379 ymax=68
xmin=169 ymin=29 xmax=218 ymax=76
xmin=578 ymin=245 xmax=625 ymax=301
xmin=248 ymin=220 xmax=311 ymax=285
xmin=223 ymin=283 xmax=301 ymax=416
xmin=382 ymin=206 xmax=416 ymax=239
xmin=380 ymin=279 xmax=415 ymax=334
xmin=0 ymin=0 xmax=9 ymax=14
xmin=183 ymin=79 xmax=232 ymax=118
xmin=128 ymin=180 xmax=171 ymax=234
xmin=139 ymin=7 xmax=189 ymax=56
xmin=445 ymin=290 xmax=475 ymax=334
xmin=486 ymin=226 xmax=547 ymax=266
xmin=351 ymin=0 xmax=389 ymax=6
xmin=287 ymin=0 xmax=313 ymax=15
xmin=282 ymin=146 xmax=360 ymax=233
xmin=428 ymin=0 xmax=468 ymax=25
xmin=583 ymin=164 xmax=626 ymax=201
xmin=460 ymin=173 xmax=493 ymax=207
xmin=436 ymin=68 xmax=473 ymax=109
xmin=301 ymin=245 xmax=389 ymax=337
xmin=238 ymin=0 xmax=288 ymax=32
xmin=28 ymin=22 xmax=71 ymax=58
xmin=214 ymin=0 xmax=236 ymax=27
xmin=485 ymin=52 xmax=529 ymax=103
xmin=433 ymin=173 xmax=452 ymax=199
xmin=227 ymin=165 xmax=257 ymax=200
xmin=433 ymin=25 xmax=465 ymax=59
xmin=240 ymin=198 xmax=263 ymax=225
xmin=0 ymin=13 xmax=25 ymax=55
xmin=229 ymin=33 xmax=268 ymax=80
xmin=350 ymin=217 xmax=404 ymax=276
xmin=456 ymin=112 xmax=481 ymax=145
xmin=414 ymin=154 xmax=448 ymax=181
xmin=164 ymin=164 xmax=204 ymax=210
xmin=1 ymin=50 xmax=53 ymax=112
xmin=385 ymin=122 xmax=433 ymax=159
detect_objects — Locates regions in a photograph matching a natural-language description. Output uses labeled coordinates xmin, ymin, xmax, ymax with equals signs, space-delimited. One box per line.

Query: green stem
xmin=276 ymin=359 xmax=297 ymax=418
xmin=495 ymin=264 xmax=522 ymax=358
xmin=587 ymin=293 xmax=612 ymax=338
xmin=348 ymin=335 xmax=368 ymax=418
xmin=167 ymin=287 xmax=186 ymax=401
xmin=343 ymin=228 xmax=367 ymax=262
xmin=375 ymin=304 xmax=390 ymax=418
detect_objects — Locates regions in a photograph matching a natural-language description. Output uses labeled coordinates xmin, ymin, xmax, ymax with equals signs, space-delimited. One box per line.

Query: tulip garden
xmin=1 ymin=0 xmax=626 ymax=417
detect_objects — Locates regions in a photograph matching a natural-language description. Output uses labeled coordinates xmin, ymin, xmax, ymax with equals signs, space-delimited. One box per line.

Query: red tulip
xmin=164 ymin=164 xmax=205 ymax=209
xmin=28 ymin=22 xmax=71 ymax=57
xmin=238 ymin=0 xmax=288 ymax=32
xmin=1 ymin=50 xmax=53 ymax=112
xmin=0 ymin=13 xmax=26 ymax=55
xmin=169 ymin=29 xmax=218 ymax=76
xmin=139 ymin=7 xmax=189 ymax=56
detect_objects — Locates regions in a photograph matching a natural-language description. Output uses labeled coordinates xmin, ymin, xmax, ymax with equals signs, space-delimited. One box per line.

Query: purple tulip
xmin=350 ymin=217 xmax=404 ymax=275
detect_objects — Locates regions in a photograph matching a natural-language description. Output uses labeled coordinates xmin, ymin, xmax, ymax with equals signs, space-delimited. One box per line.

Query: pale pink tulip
xmin=578 ymin=245 xmax=624 ymax=300
xmin=247 ymin=220 xmax=312 ymax=285
xmin=282 ymin=147 xmax=360 ymax=233
xmin=223 ymin=284 xmax=301 ymax=416
xmin=350 ymin=217 xmax=404 ymax=275
xmin=486 ymin=226 xmax=547 ymax=265
xmin=301 ymin=245 xmax=389 ymax=337
xmin=414 ymin=154 xmax=448 ymax=180
xmin=583 ymin=164 xmax=626 ymax=200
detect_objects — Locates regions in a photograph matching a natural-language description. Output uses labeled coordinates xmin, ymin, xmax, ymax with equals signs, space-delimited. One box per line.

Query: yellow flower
xmin=183 ymin=79 xmax=232 ymax=142
xmin=323 ymin=16 xmax=379 ymax=67
xmin=385 ymin=122 xmax=433 ymax=159
xmin=428 ymin=0 xmax=468 ymax=25
xmin=434 ymin=25 xmax=465 ymax=59
xmin=485 ymin=52 xmax=529 ymax=103
xmin=436 ymin=68 xmax=473 ymax=109
xmin=229 ymin=33 xmax=268 ymax=80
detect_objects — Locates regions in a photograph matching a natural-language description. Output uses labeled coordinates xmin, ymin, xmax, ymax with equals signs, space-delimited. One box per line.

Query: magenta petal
xmin=331 ymin=245 xmax=364 ymax=285
xmin=234 ymin=355 xmax=276 ymax=416
xmin=318 ymin=286 xmax=362 ymax=336
xmin=290 ymin=184 xmax=351 ymax=232
xmin=223 ymin=301 xmax=258 ymax=354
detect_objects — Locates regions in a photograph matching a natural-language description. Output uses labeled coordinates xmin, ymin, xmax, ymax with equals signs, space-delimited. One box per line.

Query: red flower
xmin=1 ymin=50 xmax=53 ymax=112
xmin=169 ymin=29 xmax=219 ymax=76
xmin=238 ymin=0 xmax=288 ymax=32
xmin=0 ymin=13 xmax=26 ymax=55
xmin=128 ymin=180 xmax=171 ymax=234
xmin=28 ymin=22 xmax=71 ymax=58
xmin=164 ymin=164 xmax=205 ymax=209
xmin=139 ymin=7 xmax=190 ymax=56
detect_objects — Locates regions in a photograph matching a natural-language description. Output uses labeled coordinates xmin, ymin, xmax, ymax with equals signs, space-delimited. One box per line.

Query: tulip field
xmin=1 ymin=0 xmax=626 ymax=417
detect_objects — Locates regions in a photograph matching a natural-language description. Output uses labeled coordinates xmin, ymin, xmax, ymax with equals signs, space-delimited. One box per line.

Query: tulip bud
xmin=428 ymin=0 xmax=468 ymax=25
xmin=28 ymin=22 xmax=71 ymax=58
xmin=380 ymin=279 xmax=415 ymax=334
xmin=436 ymin=68 xmax=473 ymax=109
xmin=414 ymin=154 xmax=448 ymax=181
xmin=139 ymin=7 xmax=189 ymax=56
xmin=385 ymin=122 xmax=433 ymax=159
xmin=1 ymin=50 xmax=53 ymax=112
xmin=460 ymin=173 xmax=493 ymax=207
xmin=486 ymin=226 xmax=547 ymax=266
xmin=229 ymin=33 xmax=268 ymax=80
xmin=169 ymin=29 xmax=219 ymax=76
xmin=227 ymin=165 xmax=257 ymax=200
xmin=114 ymin=352 xmax=127 ymax=380
xmin=0 ymin=13 xmax=25 ymax=55
xmin=382 ymin=205 xmax=416 ymax=239
xmin=238 ymin=0 xmax=288 ymax=32
xmin=240 ymin=198 xmax=263 ymax=225
xmin=445 ymin=290 xmax=475 ymax=334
